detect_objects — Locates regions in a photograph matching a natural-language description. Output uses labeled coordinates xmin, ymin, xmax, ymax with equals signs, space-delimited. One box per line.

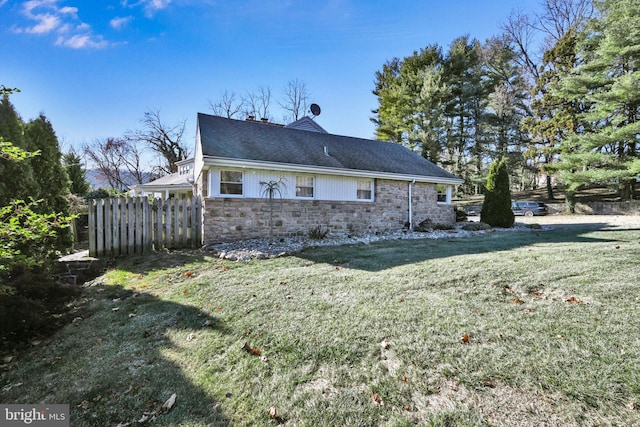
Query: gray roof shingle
xmin=198 ymin=113 xmax=462 ymax=181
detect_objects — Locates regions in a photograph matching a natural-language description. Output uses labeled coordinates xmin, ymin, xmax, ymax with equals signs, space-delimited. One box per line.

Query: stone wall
xmin=203 ymin=180 xmax=455 ymax=243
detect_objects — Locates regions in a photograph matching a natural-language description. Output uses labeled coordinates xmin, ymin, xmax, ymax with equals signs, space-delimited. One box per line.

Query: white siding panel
xmin=316 ymin=175 xmax=356 ymax=201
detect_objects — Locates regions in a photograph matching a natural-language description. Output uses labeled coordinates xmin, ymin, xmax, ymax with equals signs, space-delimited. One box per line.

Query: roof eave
xmin=202 ymin=156 xmax=464 ymax=185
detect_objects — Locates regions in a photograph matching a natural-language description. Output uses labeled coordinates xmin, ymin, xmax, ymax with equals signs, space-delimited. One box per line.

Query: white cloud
xmin=0 ymin=0 xmax=8 ymax=7
xmin=15 ymin=0 xmax=110 ymax=49
xmin=22 ymin=13 xmax=60 ymax=34
xmin=121 ymin=0 xmax=172 ymax=17
xmin=56 ymin=34 xmax=108 ymax=49
xmin=110 ymin=16 xmax=133 ymax=30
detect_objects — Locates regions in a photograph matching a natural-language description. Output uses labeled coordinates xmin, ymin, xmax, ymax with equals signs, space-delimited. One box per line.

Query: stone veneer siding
xmin=202 ymin=179 xmax=454 ymax=244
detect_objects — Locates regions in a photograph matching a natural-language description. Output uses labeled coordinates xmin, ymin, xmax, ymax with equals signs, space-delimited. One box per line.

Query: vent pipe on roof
xmin=323 ymin=146 xmax=329 ymax=156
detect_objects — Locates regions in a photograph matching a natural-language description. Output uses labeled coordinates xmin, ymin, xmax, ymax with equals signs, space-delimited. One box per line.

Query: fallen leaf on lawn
xmin=461 ymin=333 xmax=470 ymax=344
xmin=128 ymin=313 xmax=136 ymax=318
xmin=565 ymin=296 xmax=581 ymax=303
xmin=268 ymin=406 xmax=278 ymax=419
xmin=186 ymin=333 xmax=195 ymax=342
xmin=261 ymin=356 xmax=269 ymax=363
xmin=202 ymin=319 xmax=213 ymax=327
xmin=279 ymin=281 xmax=286 ymax=285
xmin=182 ymin=289 xmax=188 ymax=294
xmin=398 ymin=298 xmax=404 ymax=303
xmin=512 ymin=298 xmax=524 ymax=304
xmin=140 ymin=284 xmax=147 ymax=289
xmin=112 ymin=307 xmax=120 ymax=312
xmin=182 ymin=271 xmax=193 ymax=278
xmin=161 ymin=393 xmax=177 ymax=412
xmin=402 ymin=374 xmax=408 ymax=383
xmin=335 ymin=267 xmax=340 ymax=270
xmin=241 ymin=342 xmax=261 ymax=356
xmin=380 ymin=340 xmax=390 ymax=349
xmin=138 ymin=414 xmax=149 ymax=423
xmin=112 ymin=298 xmax=121 ymax=303
xmin=373 ymin=393 xmax=384 ymax=406
xmin=78 ymin=401 xmax=90 ymax=409
xmin=615 ymin=245 xmax=620 ymax=249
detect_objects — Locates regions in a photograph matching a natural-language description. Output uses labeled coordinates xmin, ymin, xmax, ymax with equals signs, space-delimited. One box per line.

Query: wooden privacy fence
xmin=88 ymin=197 xmax=202 ymax=257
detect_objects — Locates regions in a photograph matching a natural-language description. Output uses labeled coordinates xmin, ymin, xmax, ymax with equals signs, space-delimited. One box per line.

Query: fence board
xmin=88 ymin=196 xmax=202 ymax=257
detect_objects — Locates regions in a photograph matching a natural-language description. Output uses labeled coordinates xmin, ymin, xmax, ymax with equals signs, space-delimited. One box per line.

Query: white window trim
xmin=356 ymin=179 xmax=374 ymax=201
xmin=219 ymin=170 xmax=244 ymax=197
xmin=437 ymin=185 xmax=453 ymax=205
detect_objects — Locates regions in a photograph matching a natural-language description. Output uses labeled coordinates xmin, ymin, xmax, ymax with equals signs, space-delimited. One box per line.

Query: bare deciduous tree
xmin=83 ymin=137 xmax=146 ymax=191
xmin=124 ymin=110 xmax=190 ymax=175
xmin=279 ymin=79 xmax=310 ymax=122
xmin=243 ymin=86 xmax=272 ymax=120
xmin=502 ymin=0 xmax=594 ymax=83
xmin=208 ymin=90 xmax=244 ymax=118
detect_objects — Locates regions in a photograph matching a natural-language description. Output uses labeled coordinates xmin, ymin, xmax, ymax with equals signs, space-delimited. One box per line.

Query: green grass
xmin=2 ymin=223 xmax=640 ymax=426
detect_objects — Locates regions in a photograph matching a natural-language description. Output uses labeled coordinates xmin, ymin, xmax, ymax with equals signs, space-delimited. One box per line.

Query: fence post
xmin=88 ymin=199 xmax=96 ymax=256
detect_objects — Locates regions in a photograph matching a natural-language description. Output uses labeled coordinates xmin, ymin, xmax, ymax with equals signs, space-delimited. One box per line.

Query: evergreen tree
xmin=555 ymin=0 xmax=640 ymax=200
xmin=64 ymin=151 xmax=90 ymax=196
xmin=522 ymin=29 xmax=581 ymax=200
xmin=481 ymin=158 xmax=514 ymax=227
xmin=24 ymin=114 xmax=70 ymax=214
xmin=0 ymin=95 xmax=37 ymax=205
xmin=24 ymin=114 xmax=71 ymax=251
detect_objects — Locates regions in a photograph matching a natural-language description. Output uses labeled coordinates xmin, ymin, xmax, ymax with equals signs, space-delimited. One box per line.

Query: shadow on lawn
xmin=296 ymin=222 xmax=624 ymax=272
xmin=0 ymin=283 xmax=231 ymax=427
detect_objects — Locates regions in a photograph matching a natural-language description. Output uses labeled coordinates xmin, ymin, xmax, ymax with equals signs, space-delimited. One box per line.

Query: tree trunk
xmin=546 ymin=175 xmax=555 ymax=200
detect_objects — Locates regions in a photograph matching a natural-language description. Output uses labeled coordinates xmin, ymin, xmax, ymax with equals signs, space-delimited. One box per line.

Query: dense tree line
xmin=372 ymin=0 xmax=639 ymax=202
xmin=0 ymin=87 xmax=80 ymax=344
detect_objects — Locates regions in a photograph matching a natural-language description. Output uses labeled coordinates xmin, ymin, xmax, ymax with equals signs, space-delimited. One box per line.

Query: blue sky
xmin=2 ymin=0 xmax=543 ymax=156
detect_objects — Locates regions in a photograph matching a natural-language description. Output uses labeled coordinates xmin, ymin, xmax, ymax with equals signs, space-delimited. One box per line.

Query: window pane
xmin=220 ymin=170 xmax=243 ymax=195
xmin=221 ymin=171 xmax=242 ymax=183
xmin=357 ymin=180 xmax=372 ymax=200
xmin=220 ymin=183 xmax=243 ymax=195
xmin=296 ymin=176 xmax=313 ymax=197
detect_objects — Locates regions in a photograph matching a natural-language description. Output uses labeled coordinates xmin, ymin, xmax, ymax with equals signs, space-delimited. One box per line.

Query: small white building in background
xmin=129 ymin=158 xmax=195 ymax=199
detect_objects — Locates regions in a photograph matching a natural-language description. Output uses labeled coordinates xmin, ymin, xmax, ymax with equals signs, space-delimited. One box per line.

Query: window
xmin=437 ymin=185 xmax=450 ymax=203
xmin=357 ymin=179 xmax=373 ymax=200
xmin=295 ymin=176 xmax=314 ymax=198
xmin=220 ymin=170 xmax=243 ymax=195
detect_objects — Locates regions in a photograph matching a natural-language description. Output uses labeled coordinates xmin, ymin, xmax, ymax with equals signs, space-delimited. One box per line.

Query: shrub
xmin=432 ymin=223 xmax=455 ymax=231
xmin=461 ymin=222 xmax=491 ymax=231
xmin=455 ymin=207 xmax=468 ymax=222
xmin=308 ymin=225 xmax=329 ymax=240
xmin=480 ymin=158 xmax=514 ymax=228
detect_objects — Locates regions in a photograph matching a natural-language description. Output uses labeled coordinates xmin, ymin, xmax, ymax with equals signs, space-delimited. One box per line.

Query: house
xmin=192 ymin=113 xmax=463 ymax=244
xmin=129 ymin=159 xmax=195 ymax=199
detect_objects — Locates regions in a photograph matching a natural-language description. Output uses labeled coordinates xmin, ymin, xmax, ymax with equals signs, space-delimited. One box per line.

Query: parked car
xmin=511 ymin=201 xmax=549 ymax=216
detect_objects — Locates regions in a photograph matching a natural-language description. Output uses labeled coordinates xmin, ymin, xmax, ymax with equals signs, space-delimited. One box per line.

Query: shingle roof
xmin=198 ymin=113 xmax=462 ymax=182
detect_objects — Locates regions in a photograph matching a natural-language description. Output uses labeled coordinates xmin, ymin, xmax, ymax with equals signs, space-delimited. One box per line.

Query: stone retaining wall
xmin=547 ymin=201 xmax=640 ymax=215
xmin=203 ymin=180 xmax=455 ymax=244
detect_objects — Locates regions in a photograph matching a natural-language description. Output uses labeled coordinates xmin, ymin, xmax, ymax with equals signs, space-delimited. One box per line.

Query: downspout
xmin=408 ymin=179 xmax=416 ymax=231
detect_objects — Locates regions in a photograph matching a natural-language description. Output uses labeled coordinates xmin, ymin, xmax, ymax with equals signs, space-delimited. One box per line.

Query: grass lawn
xmin=2 ymin=222 xmax=639 ymax=426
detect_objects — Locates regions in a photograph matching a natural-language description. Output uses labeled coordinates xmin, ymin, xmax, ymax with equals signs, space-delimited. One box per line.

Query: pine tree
xmin=555 ymin=0 xmax=640 ymax=200
xmin=0 ymin=95 xmax=37 ymax=205
xmin=24 ymin=113 xmax=72 ymax=251
xmin=64 ymin=151 xmax=90 ymax=196
xmin=481 ymin=158 xmax=514 ymax=227
xmin=24 ymin=114 xmax=70 ymax=214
